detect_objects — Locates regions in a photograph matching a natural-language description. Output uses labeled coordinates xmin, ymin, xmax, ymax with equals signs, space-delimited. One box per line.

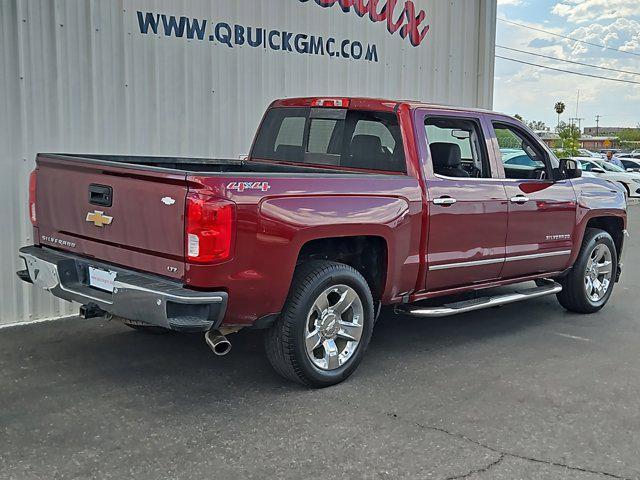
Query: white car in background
xmin=574 ymin=157 xmax=640 ymax=198
xmin=578 ymin=149 xmax=603 ymax=158
xmin=618 ymin=157 xmax=640 ymax=172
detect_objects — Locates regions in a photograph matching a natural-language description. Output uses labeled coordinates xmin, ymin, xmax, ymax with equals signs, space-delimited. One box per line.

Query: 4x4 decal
xmin=227 ymin=181 xmax=271 ymax=192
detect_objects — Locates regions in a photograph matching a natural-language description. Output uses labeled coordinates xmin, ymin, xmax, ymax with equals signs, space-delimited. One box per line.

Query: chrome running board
xmin=398 ymin=281 xmax=562 ymax=318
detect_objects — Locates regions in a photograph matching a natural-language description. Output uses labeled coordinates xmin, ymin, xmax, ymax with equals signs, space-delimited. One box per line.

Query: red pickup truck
xmin=19 ymin=97 xmax=627 ymax=387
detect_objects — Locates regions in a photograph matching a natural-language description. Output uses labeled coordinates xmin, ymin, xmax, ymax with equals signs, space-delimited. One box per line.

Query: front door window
xmin=493 ymin=123 xmax=551 ymax=180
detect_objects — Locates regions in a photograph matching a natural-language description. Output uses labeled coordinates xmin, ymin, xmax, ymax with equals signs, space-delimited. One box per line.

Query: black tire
xmin=556 ymin=228 xmax=617 ymax=314
xmin=264 ymin=261 xmax=375 ymax=388
xmin=121 ymin=320 xmax=170 ymax=335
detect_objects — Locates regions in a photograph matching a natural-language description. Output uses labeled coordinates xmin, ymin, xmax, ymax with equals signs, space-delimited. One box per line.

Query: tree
xmin=554 ymin=123 xmax=581 ymax=157
xmin=496 ymin=128 xmax=521 ymax=149
xmin=617 ymin=128 xmax=640 ymax=151
xmin=528 ymin=120 xmax=549 ymax=131
xmin=617 ymin=129 xmax=640 ymax=142
xmin=514 ymin=114 xmax=524 ymax=122
xmin=554 ymin=102 xmax=566 ymax=130
xmin=555 ymin=120 xmax=569 ymax=133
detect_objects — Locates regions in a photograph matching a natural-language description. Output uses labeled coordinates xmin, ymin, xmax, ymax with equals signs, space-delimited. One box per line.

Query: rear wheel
xmin=265 ymin=261 xmax=374 ymax=388
xmin=556 ymin=228 xmax=617 ymax=313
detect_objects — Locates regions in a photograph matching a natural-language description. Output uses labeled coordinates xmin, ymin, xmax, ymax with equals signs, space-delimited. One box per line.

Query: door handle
xmin=89 ymin=184 xmax=113 ymax=207
xmin=433 ymin=196 xmax=457 ymax=206
xmin=510 ymin=195 xmax=529 ymax=204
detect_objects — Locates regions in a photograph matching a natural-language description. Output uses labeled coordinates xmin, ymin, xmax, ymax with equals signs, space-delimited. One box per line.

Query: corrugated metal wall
xmin=0 ymin=0 xmax=496 ymax=325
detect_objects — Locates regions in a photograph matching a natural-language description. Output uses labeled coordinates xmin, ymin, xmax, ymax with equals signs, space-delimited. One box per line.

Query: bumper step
xmin=16 ymin=269 xmax=32 ymax=284
xmin=397 ymin=280 xmax=562 ymax=318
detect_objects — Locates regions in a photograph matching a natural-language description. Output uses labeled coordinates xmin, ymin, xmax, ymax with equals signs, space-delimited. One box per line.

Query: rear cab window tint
xmin=275 ymin=117 xmax=306 ymax=151
xmin=252 ymin=107 xmax=406 ymax=173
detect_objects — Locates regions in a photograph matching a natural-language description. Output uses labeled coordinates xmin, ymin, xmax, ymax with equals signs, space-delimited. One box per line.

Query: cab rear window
xmin=251 ymin=107 xmax=406 ymax=173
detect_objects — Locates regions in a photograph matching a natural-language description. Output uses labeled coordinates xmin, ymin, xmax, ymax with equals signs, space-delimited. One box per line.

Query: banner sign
xmin=299 ymin=0 xmax=430 ymax=47
xmin=137 ymin=10 xmax=381 ymax=62
xmin=136 ymin=1 xmax=431 ymax=63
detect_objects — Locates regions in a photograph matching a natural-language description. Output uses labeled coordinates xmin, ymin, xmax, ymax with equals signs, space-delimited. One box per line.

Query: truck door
xmin=488 ymin=118 xmax=577 ymax=278
xmin=420 ymin=111 xmax=509 ymax=291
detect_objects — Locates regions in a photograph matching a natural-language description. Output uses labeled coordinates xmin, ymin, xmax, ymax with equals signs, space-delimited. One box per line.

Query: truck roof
xmin=271 ymin=97 xmax=497 ymax=115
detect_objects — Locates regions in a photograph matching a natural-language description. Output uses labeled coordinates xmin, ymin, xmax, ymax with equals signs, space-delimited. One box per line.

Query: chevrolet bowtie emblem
xmin=86 ymin=210 xmax=113 ymax=227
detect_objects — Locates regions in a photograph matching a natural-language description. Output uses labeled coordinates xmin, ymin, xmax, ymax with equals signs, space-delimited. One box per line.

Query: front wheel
xmin=556 ymin=228 xmax=617 ymax=313
xmin=264 ymin=261 xmax=374 ymax=388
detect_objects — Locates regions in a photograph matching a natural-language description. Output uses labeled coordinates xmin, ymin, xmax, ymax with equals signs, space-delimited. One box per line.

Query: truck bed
xmin=56 ymin=154 xmax=371 ymax=175
xmin=33 ymin=152 xmax=403 ymax=283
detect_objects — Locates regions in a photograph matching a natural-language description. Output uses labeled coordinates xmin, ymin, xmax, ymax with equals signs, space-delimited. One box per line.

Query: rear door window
xmin=252 ymin=107 xmax=406 ymax=173
xmin=424 ymin=117 xmax=491 ymax=178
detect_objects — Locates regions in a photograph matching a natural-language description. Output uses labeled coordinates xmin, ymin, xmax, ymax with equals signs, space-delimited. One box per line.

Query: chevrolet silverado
xmin=18 ymin=97 xmax=627 ymax=387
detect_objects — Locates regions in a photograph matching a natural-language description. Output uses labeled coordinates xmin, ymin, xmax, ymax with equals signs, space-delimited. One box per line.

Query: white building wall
xmin=0 ymin=0 xmax=496 ymax=324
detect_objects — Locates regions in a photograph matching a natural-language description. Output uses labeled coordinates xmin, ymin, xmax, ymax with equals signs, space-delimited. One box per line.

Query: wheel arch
xmin=296 ymin=235 xmax=389 ymax=302
xmin=617 ymin=181 xmax=631 ymax=198
xmin=584 ymin=216 xmax=625 ymax=258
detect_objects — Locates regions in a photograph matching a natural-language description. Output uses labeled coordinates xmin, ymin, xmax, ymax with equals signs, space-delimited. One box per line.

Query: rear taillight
xmin=29 ymin=169 xmax=37 ymax=225
xmin=185 ymin=192 xmax=235 ymax=264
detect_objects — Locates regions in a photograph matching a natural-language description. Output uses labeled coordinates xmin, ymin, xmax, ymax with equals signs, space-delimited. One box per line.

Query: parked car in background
xmin=578 ymin=149 xmax=602 ymax=158
xmin=618 ymin=157 xmax=640 ymax=172
xmin=576 ymin=157 xmax=640 ymax=198
xmin=501 ymin=149 xmax=544 ymax=167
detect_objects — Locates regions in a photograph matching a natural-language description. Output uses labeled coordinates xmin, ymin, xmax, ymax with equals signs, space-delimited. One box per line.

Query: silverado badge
xmin=86 ymin=210 xmax=113 ymax=227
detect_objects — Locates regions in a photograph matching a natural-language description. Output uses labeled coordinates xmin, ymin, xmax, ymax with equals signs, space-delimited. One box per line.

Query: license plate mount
xmin=88 ymin=266 xmax=117 ymax=293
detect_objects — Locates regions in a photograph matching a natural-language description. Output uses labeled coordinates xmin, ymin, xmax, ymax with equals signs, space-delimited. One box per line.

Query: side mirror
xmin=592 ymin=167 xmax=606 ymax=174
xmin=558 ymin=159 xmax=582 ymax=179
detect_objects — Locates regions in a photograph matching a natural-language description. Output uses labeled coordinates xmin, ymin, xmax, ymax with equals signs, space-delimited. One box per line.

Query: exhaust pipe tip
xmin=205 ymin=329 xmax=232 ymax=356
xmin=212 ymin=340 xmax=231 ymax=356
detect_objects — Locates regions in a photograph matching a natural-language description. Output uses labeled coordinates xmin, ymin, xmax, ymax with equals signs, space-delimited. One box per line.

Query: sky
xmin=494 ymin=0 xmax=640 ymax=130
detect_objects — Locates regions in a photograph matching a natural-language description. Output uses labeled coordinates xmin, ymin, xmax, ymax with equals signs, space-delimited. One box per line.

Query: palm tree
xmin=554 ymin=102 xmax=566 ymax=130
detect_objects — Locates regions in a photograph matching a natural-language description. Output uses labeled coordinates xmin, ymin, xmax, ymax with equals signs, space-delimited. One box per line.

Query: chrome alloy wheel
xmin=584 ymin=243 xmax=613 ymax=302
xmin=305 ymin=285 xmax=364 ymax=371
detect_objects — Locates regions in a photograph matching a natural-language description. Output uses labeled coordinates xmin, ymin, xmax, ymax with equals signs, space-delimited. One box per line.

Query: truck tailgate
xmin=35 ymin=155 xmax=188 ymax=280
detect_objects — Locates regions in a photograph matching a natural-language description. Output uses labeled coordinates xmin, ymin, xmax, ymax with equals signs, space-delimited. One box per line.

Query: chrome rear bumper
xmin=17 ymin=246 xmax=227 ymax=332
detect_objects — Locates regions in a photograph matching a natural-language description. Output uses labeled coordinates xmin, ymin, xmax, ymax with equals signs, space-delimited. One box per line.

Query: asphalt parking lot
xmin=1 ymin=207 xmax=639 ymax=480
